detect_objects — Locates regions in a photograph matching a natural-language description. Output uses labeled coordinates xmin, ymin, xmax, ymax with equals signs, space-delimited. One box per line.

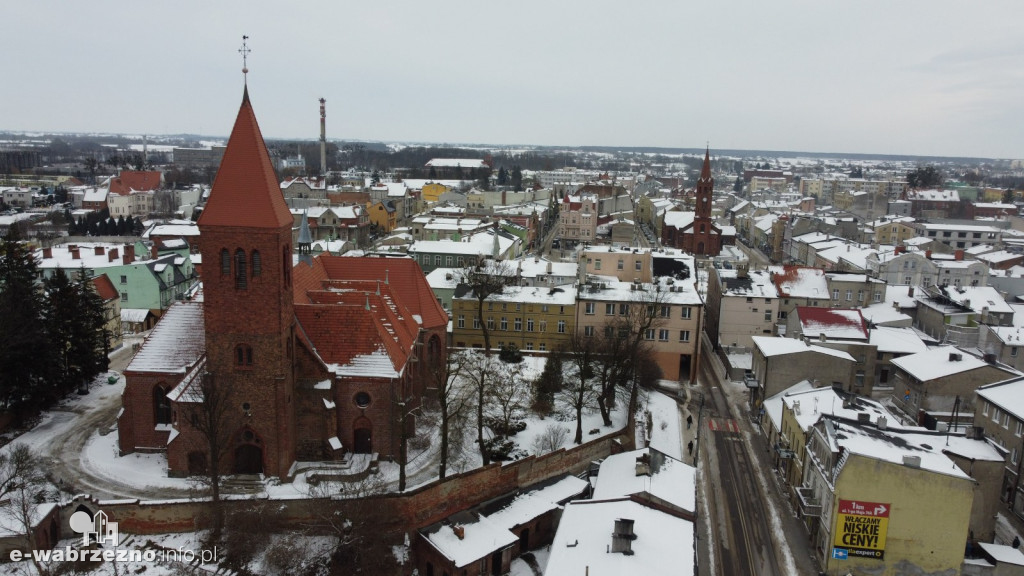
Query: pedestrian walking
xmin=686 ymin=415 xmax=693 ymax=429
xmin=687 ymin=440 xmax=694 ymax=455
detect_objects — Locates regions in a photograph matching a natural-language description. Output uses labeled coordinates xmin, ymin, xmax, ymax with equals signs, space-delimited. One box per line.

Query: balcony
xmin=795 ymin=486 xmax=822 ymax=518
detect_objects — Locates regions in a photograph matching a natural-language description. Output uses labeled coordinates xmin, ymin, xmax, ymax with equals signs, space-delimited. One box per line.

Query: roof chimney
xmin=908 ymin=286 xmax=915 ymax=297
xmin=954 ymin=249 xmax=964 ymax=261
xmin=108 ymin=247 xmax=119 ymax=262
xmin=453 ymin=525 xmax=464 ymax=540
xmin=94 ymin=246 xmax=104 ymax=256
xmin=150 ymin=245 xmax=159 ymax=259
xmin=70 ymin=247 xmax=80 ymax=260
xmin=42 ymin=247 xmax=52 ymax=259
xmin=611 ymin=519 xmax=636 ymax=555
xmin=925 ymin=250 xmax=932 ymax=260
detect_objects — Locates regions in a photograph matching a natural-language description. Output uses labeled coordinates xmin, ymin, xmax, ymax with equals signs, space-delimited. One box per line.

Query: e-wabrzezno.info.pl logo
xmin=8 ymin=510 xmax=218 ymax=564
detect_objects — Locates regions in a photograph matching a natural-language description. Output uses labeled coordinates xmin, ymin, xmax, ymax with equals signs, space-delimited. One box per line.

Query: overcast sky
xmin=4 ymin=1 xmax=1023 ymax=158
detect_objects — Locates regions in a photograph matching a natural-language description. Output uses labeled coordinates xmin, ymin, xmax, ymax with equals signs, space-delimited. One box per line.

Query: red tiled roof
xmin=295 ymin=286 xmax=416 ymax=375
xmin=91 ymin=274 xmax=118 ymax=301
xmin=109 ymin=171 xmax=162 ymax=195
xmin=317 ymin=256 xmax=448 ymax=331
xmin=198 ymin=88 xmax=293 ymax=229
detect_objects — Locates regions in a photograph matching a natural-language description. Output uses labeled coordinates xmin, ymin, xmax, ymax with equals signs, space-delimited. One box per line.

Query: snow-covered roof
xmin=986 ymin=326 xmax=1024 ymax=347
xmin=869 ymin=326 xmax=928 ymax=355
xmin=145 ymin=223 xmax=200 ymax=237
xmin=327 ymin=347 xmax=400 ymax=379
xmin=421 ymin=512 xmax=517 ymax=568
xmin=408 ymin=231 xmax=517 ymax=257
xmin=938 ymin=285 xmax=1013 ymax=315
xmin=663 ymin=210 xmax=695 ymax=229
xmin=577 ymin=278 xmax=703 ymax=306
xmin=717 ymin=269 xmax=778 ymax=298
xmin=769 ymin=266 xmax=828 ymax=299
xmin=907 ymin=189 xmax=960 ymax=202
xmin=126 ymin=301 xmax=205 ymax=373
xmin=514 ymin=257 xmax=578 ymax=280
xmin=545 ymin=499 xmax=695 ymax=576
xmin=120 ymin=308 xmax=151 ymax=323
xmin=591 ymin=448 xmax=696 ymax=513
xmin=830 ymin=419 xmax=1002 ymax=480
xmin=425 ymin=267 xmax=461 ymax=290
xmin=487 ymin=475 xmax=588 ymax=531
xmin=425 ymin=158 xmax=488 ymax=169
xmin=977 ymin=542 xmax=1024 ymax=566
xmin=795 ymin=307 xmax=868 ymax=341
xmin=890 ymin=346 xmax=988 ymax=382
xmin=763 ymin=380 xmax=816 ymax=432
xmin=752 ymin=336 xmax=856 ymax=362
xmin=978 ymin=377 xmax=1024 ymax=421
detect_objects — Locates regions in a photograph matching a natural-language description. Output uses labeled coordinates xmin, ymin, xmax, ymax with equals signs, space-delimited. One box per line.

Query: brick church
xmin=118 ymin=87 xmax=447 ymax=478
xmin=661 ymin=149 xmax=727 ymax=257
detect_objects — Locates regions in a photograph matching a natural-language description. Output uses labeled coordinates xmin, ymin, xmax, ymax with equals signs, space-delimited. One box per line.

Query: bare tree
xmin=426 ymin=350 xmax=471 ymax=479
xmin=0 ymin=444 xmax=47 ymax=559
xmin=595 ymin=287 xmax=667 ymax=426
xmin=487 ymin=359 xmax=529 ymax=440
xmin=456 ymin=258 xmax=515 ymax=354
xmin=563 ymin=331 xmax=602 ymax=444
xmin=531 ymin=424 xmax=570 ymax=455
xmin=303 ymin=475 xmax=396 ymax=573
xmin=463 ymin=351 xmax=502 ymax=465
xmin=186 ymin=372 xmax=234 ymax=537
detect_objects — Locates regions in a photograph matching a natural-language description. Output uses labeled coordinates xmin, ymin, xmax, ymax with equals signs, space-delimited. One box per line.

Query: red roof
xmin=91 ymin=274 xmax=118 ymax=301
xmin=109 ymin=171 xmax=162 ymax=195
xmin=794 ymin=306 xmax=869 ymax=340
xmin=309 ymin=256 xmax=448 ymax=331
xmin=198 ymin=88 xmax=293 ymax=229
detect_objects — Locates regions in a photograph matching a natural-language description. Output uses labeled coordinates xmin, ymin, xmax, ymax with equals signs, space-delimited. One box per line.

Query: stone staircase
xmin=221 ymin=474 xmax=265 ymax=495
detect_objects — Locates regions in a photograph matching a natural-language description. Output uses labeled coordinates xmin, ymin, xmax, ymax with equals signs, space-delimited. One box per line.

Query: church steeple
xmin=198 ymin=89 xmax=293 ymax=229
xmin=695 ymin=148 xmax=714 ymax=220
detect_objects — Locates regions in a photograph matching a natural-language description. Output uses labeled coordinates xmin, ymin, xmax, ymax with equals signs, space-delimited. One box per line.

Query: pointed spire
xmin=699 ymin=147 xmax=712 ymax=182
xmin=198 ymin=87 xmax=293 ymax=229
xmin=298 ymin=209 xmax=312 ymax=246
xmin=376 ymin=280 xmax=381 ymax=296
xmin=365 ymin=293 xmax=371 ymax=311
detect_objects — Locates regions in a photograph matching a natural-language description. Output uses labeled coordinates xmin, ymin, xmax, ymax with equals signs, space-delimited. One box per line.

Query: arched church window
xmin=251 ymin=250 xmax=262 ymax=278
xmin=153 ymin=385 xmax=172 ymax=425
xmin=235 ymin=249 xmax=247 ymax=289
xmin=236 ymin=344 xmax=253 ymax=367
xmin=220 ymin=249 xmax=230 ymax=276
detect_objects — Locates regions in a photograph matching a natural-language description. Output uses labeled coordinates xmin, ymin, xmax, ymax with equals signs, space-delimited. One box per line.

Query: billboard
xmin=833 ymin=499 xmax=889 ymax=560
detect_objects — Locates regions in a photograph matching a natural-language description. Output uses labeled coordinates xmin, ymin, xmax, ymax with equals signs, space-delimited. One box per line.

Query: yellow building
xmin=421 ymin=182 xmax=449 ymax=203
xmin=451 ymin=285 xmax=577 ymax=353
xmin=867 ymin=217 xmax=916 ymax=246
xmin=800 ymin=417 xmax=996 ymax=575
xmin=368 ymin=199 xmax=397 ymax=233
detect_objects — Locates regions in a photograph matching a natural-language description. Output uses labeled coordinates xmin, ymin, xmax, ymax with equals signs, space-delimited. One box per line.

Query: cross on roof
xmin=239 ymin=35 xmax=251 ymax=80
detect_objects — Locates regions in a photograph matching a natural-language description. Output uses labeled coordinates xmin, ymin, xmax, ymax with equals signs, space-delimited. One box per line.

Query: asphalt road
xmin=697 ymin=347 xmax=784 ymax=576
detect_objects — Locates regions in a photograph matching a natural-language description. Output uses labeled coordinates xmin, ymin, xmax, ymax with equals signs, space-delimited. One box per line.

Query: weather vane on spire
xmin=239 ymin=35 xmax=251 ymax=81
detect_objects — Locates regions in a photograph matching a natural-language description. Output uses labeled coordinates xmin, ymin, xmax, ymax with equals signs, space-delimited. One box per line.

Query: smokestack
xmin=319 ymin=98 xmax=327 ymax=177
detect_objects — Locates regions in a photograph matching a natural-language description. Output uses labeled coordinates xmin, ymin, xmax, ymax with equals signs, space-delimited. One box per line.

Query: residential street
xmin=695 ymin=336 xmax=822 ymax=576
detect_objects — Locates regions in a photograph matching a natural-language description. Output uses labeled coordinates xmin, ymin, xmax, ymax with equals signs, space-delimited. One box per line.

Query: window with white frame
xmin=457 ymin=315 xmax=464 ymax=328
xmin=659 ymin=329 xmax=669 ymax=342
xmin=645 ymin=329 xmax=655 ymax=340
xmin=679 ymin=330 xmax=691 ymax=342
xmin=682 ymin=307 xmax=692 ymax=319
xmin=585 ymin=302 xmax=596 ymax=315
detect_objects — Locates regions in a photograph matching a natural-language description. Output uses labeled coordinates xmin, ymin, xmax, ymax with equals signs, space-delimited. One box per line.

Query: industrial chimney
xmin=319 ymin=98 xmax=327 ymax=177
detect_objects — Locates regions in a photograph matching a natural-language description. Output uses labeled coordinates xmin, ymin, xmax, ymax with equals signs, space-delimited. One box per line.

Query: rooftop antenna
xmin=239 ymin=35 xmax=251 ymax=84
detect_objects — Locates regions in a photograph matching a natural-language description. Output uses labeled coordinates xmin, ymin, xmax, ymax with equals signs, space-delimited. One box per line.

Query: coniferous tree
xmin=0 ymin=229 xmax=49 ymax=417
xmin=511 ymin=165 xmax=523 ymax=191
xmin=43 ymin=268 xmax=79 ymax=398
xmin=497 ymin=167 xmax=509 ymax=186
xmin=71 ymin=267 xmax=109 ymax=385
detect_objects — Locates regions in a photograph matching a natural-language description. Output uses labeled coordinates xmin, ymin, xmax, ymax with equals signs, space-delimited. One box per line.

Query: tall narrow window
xmin=235 ymin=249 xmax=247 ymax=289
xmin=221 ymin=248 xmax=230 ymax=275
xmin=251 ymin=250 xmax=262 ymax=278
xmin=154 ymin=385 xmax=172 ymax=425
xmin=236 ymin=344 xmax=253 ymax=367
xmin=283 ymin=246 xmax=291 ymax=287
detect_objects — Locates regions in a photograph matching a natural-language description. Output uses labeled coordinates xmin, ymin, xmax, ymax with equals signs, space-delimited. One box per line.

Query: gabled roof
xmin=198 ymin=89 xmax=293 ymax=229
xmin=125 ymin=301 xmax=205 ymax=374
xmin=91 ymin=274 xmax=118 ymax=302
xmin=795 ymin=307 xmax=868 ymax=341
xmin=109 ymin=171 xmax=162 ymax=195
xmin=769 ymin=266 xmax=828 ymax=299
xmin=890 ymin=346 xmax=989 ymax=382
